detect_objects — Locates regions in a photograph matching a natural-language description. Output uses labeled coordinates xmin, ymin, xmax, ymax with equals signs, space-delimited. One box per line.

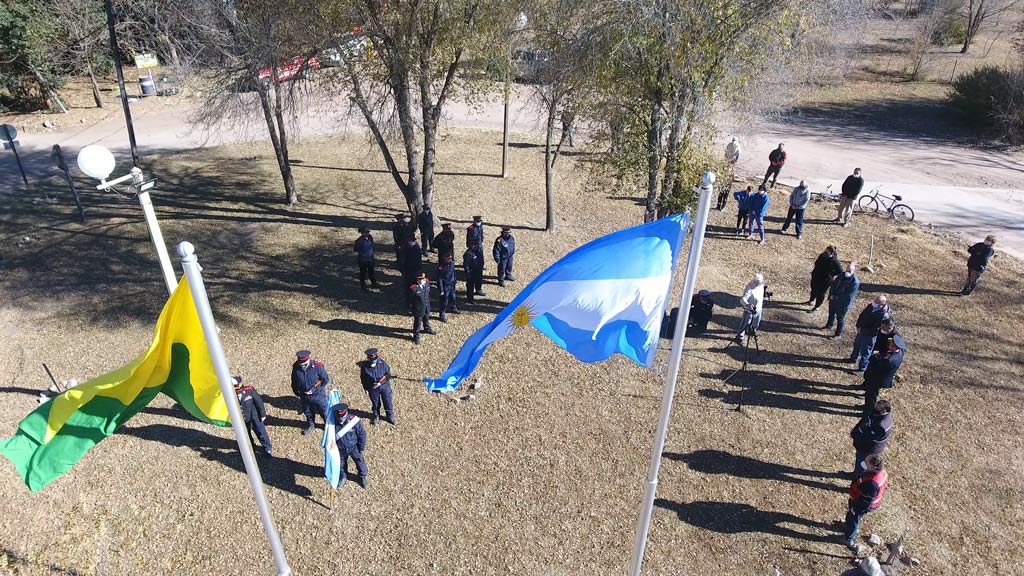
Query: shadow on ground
xmin=655 ymin=498 xmax=837 ymax=543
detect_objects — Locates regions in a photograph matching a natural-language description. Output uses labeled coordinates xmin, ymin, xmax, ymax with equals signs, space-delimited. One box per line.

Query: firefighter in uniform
xmin=234 ymin=376 xmax=272 ymax=457
xmin=418 ymin=205 xmax=436 ymax=254
xmin=358 ymin=348 xmax=396 ymax=425
xmin=331 ymin=403 xmax=369 ymax=489
xmin=463 ymin=239 xmax=486 ymax=301
xmin=492 ymin=226 xmax=517 ymax=286
xmin=290 ymin=350 xmax=330 ymax=435
xmin=392 ymin=214 xmax=413 ymax=268
xmin=354 ymin=226 xmax=379 ymax=291
xmin=466 ymin=215 xmax=484 ymax=248
xmin=843 ymin=454 xmax=889 ymax=548
xmin=437 ymin=253 xmax=459 ymax=321
xmin=410 ymin=272 xmax=435 ymax=344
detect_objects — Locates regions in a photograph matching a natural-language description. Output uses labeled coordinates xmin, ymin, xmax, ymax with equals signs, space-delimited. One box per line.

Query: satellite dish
xmin=76 ymin=145 xmax=116 ymax=180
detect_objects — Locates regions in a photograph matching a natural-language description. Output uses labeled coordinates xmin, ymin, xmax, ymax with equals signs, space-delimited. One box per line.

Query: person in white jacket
xmin=736 ymin=273 xmax=766 ymax=344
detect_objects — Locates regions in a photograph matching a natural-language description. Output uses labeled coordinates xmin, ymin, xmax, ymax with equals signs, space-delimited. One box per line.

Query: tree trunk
xmin=421 ymin=112 xmax=438 ymax=213
xmin=960 ymin=0 xmax=983 ymax=53
xmin=272 ymin=73 xmax=297 ymax=205
xmin=86 ymin=60 xmax=104 ymax=109
xmin=659 ymin=98 xmax=684 ymax=216
xmin=27 ymin=64 xmax=68 ymax=113
xmin=346 ymin=64 xmax=410 ymax=198
xmin=393 ymin=66 xmax=424 ymax=216
xmin=644 ymin=86 xmax=664 ymax=223
xmin=256 ymin=76 xmax=296 ymax=205
xmin=544 ymin=103 xmax=558 ymax=232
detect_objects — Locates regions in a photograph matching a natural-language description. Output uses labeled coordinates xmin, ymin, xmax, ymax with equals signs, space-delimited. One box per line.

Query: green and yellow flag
xmin=0 ymin=278 xmax=230 ymax=492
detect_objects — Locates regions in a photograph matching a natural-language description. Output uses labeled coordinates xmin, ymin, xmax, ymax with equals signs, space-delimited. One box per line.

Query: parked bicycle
xmin=855 ymin=186 xmax=915 ymax=222
xmin=810 ymin=183 xmax=841 ymax=203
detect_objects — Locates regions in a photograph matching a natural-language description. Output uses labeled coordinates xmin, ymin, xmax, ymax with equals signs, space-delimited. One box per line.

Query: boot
xmin=302 ymin=423 xmax=315 ymax=436
xmin=439 ymin=314 xmax=447 ymax=323
xmin=360 ymin=476 xmax=370 ymax=489
xmin=423 ymin=324 xmax=436 ymax=335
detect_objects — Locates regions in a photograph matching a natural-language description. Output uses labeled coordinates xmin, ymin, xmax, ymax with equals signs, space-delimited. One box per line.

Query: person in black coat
xmin=463 ymin=240 xmax=486 ymax=301
xmin=850 ymin=296 xmax=891 ymax=373
xmin=331 ymin=403 xmax=369 ymax=488
xmin=434 ymin=222 xmax=456 ymax=261
xmin=400 ymin=235 xmax=424 ymax=287
xmin=437 ymin=253 xmax=459 ymax=321
xmin=962 ymin=235 xmax=996 ymax=295
xmin=358 ymin=348 xmax=395 ymax=425
xmin=290 ymin=350 xmax=330 ymax=435
xmin=850 ymin=399 xmax=892 ymax=477
xmin=234 ymin=376 xmax=272 ymax=457
xmin=392 ymin=214 xmax=413 ymax=268
xmin=466 ymin=215 xmax=484 ymax=248
xmin=409 ymin=272 xmax=435 ymax=344
xmin=836 ymin=168 xmax=863 ymax=227
xmin=862 ymin=335 xmax=905 ymax=414
xmin=418 ymin=205 xmax=436 ymax=254
xmin=872 ymin=318 xmax=899 ymax=356
xmin=354 ymin=227 xmax=379 ymax=291
xmin=807 ymin=246 xmax=843 ymax=311
xmin=687 ymin=290 xmax=715 ymax=335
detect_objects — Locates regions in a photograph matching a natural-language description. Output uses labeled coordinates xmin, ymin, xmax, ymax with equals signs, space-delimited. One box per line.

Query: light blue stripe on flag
xmin=424 ymin=214 xmax=689 ymax=393
xmin=322 ymin=389 xmax=342 ymax=489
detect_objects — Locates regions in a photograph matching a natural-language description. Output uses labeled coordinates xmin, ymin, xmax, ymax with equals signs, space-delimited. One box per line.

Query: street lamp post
xmin=76 ymin=145 xmax=177 ymax=295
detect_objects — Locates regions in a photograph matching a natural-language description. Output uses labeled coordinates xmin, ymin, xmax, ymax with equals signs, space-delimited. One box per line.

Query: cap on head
xmin=501 ymin=226 xmax=511 ymax=232
xmin=395 ymin=214 xmax=408 ymax=220
xmin=441 ymin=222 xmax=452 ymax=228
xmin=422 ymin=205 xmax=430 ymax=210
xmin=334 ymin=403 xmax=349 ymax=418
xmin=296 ymin=350 xmax=312 ymax=360
xmin=698 ymin=289 xmax=711 ymax=298
xmin=364 ymin=348 xmax=378 ymax=358
xmin=232 ymin=376 xmax=243 ymax=388
xmin=731 ymin=136 xmax=738 ymax=142
xmin=358 ymin=226 xmax=369 ymax=233
xmin=416 ymin=272 xmax=426 ymax=280
xmin=473 ymin=215 xmax=483 ymax=222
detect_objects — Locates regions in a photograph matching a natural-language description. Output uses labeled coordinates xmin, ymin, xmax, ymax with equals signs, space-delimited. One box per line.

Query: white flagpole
xmin=176 ymin=241 xmax=292 ymax=576
xmin=628 ymin=173 xmax=715 ymax=576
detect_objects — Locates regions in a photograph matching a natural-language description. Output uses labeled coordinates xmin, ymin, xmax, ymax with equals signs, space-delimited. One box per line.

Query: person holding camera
xmin=736 ymin=274 xmax=767 ymax=344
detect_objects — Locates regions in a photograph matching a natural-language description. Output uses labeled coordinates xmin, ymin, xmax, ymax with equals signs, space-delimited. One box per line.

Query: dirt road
xmin=6 ymin=86 xmax=1023 ymax=257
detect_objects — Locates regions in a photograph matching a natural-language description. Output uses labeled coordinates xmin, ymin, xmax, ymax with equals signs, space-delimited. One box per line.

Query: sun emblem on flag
xmin=510 ymin=303 xmax=534 ymax=329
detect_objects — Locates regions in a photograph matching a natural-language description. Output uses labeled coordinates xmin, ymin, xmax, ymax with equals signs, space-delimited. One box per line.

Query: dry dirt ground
xmin=1 ymin=130 xmax=1023 ymax=575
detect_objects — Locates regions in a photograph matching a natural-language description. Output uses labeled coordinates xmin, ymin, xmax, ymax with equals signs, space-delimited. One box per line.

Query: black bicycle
xmin=855 ymin=186 xmax=915 ymax=222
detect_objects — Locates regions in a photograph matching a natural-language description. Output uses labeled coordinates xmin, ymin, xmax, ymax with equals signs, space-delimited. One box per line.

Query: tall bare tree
xmin=959 ymin=0 xmax=1021 ymax=53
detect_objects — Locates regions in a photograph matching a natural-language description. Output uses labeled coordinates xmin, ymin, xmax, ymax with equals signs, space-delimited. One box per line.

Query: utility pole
xmin=103 ymin=0 xmax=140 ymax=166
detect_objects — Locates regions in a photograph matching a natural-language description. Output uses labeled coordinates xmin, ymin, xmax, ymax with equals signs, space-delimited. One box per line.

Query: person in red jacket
xmin=762 ymin=143 xmax=786 ymax=188
xmin=843 ymin=454 xmax=889 ymax=549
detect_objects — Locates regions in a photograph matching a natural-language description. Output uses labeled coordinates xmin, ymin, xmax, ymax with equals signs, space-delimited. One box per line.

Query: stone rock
xmin=80 ymin=118 xmax=87 ymax=123
xmin=910 ymin=558 xmax=921 ymax=566
xmin=853 ymin=543 xmax=870 ymax=557
xmin=43 ymin=120 xmax=54 ymax=128
xmin=868 ymin=533 xmax=884 ymax=546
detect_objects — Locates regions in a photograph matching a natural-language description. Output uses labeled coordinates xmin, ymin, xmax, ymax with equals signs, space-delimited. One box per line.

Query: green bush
xmin=930 ymin=15 xmax=966 ymax=46
xmin=949 ymin=65 xmax=1024 ymax=144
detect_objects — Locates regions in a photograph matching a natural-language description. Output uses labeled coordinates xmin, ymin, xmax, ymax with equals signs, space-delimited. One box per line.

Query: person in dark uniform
xmin=400 ymin=235 xmax=423 ymax=288
xmin=962 ymin=235 xmax=996 ymax=295
xmin=234 ymin=376 xmax=272 ymax=457
xmin=392 ymin=214 xmax=413 ymax=268
xmin=850 ymin=399 xmax=892 ymax=478
xmin=862 ymin=335 xmax=905 ymax=415
xmin=687 ymin=290 xmax=715 ymax=335
xmin=290 ymin=350 xmax=330 ymax=435
xmin=354 ymin=227 xmax=379 ymax=291
xmin=466 ymin=215 xmax=484 ymax=248
xmin=410 ymin=272 xmax=435 ymax=343
xmin=463 ymin=239 xmax=486 ymax=301
xmin=437 ymin=253 xmax=459 ymax=322
xmin=843 ymin=454 xmax=889 ymax=549
xmin=807 ymin=246 xmax=843 ymax=311
xmin=358 ymin=348 xmax=395 ymax=425
xmin=434 ymin=222 xmax=456 ymax=261
xmin=418 ymin=205 xmax=436 ymax=254
xmin=492 ymin=226 xmax=517 ymax=286
xmin=331 ymin=403 xmax=369 ymax=488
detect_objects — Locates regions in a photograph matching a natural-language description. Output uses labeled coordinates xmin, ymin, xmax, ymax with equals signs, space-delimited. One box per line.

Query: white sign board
xmin=135 ymin=53 xmax=159 ymax=69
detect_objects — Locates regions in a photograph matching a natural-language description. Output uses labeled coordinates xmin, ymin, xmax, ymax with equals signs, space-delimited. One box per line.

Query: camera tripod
xmin=723 ymin=326 xmax=762 ymax=383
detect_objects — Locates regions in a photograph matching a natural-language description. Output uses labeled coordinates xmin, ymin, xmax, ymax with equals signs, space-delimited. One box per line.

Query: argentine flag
xmin=321 ymin=389 xmax=343 ymax=489
xmin=424 ymin=214 xmax=689 ymax=392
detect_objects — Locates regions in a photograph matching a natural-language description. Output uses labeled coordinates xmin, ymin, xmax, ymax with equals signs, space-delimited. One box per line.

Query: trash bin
xmin=139 ymin=76 xmax=156 ymax=96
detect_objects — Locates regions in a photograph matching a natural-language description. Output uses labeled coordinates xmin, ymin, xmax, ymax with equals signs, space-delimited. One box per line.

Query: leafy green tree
xmin=0 ymin=0 xmax=66 ymax=112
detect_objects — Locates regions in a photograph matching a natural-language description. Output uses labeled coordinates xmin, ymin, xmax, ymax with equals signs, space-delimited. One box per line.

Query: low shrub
xmin=949 ymin=65 xmax=1024 ymax=144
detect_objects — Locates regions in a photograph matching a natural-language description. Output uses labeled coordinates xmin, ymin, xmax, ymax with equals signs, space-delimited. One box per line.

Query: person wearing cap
xmin=354 ymin=227 xmax=379 ymax=291
xmin=330 ymin=403 xmax=369 ymax=488
xmin=392 ymin=214 xmax=413 ymax=269
xmin=463 ymin=239 xmax=486 ymax=301
xmin=850 ymin=295 xmax=891 ymax=373
xmin=466 ymin=215 xmax=484 ymax=249
xmin=418 ymin=205 xmax=436 ymax=255
xmin=840 ymin=557 xmax=885 ymax=576
xmin=962 ymin=235 xmax=996 ymax=295
xmin=358 ymin=348 xmax=396 ymax=425
xmin=434 ymin=222 xmax=456 ymax=261
xmin=843 ymin=454 xmax=889 ymax=549
xmin=437 ymin=253 xmax=459 ymax=321
xmin=836 ymin=168 xmax=864 ymax=227
xmin=687 ymin=290 xmax=715 ymax=336
xmin=290 ymin=350 xmax=331 ymax=435
xmin=410 ymin=272 xmax=435 ymax=344
xmin=400 ymin=234 xmax=424 ymax=290
xmin=234 ymin=376 xmax=272 ymax=457
xmin=826 ymin=262 xmax=860 ymax=338
xmin=850 ymin=399 xmax=892 ymax=478
xmin=492 ymin=227 xmax=517 ymax=287
xmin=862 ymin=335 xmax=904 ymax=415
xmin=807 ymin=246 xmax=843 ymax=312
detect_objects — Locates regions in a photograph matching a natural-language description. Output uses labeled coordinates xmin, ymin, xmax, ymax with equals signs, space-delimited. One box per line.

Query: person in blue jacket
xmin=354 ymin=227 xmax=379 ymax=291
xmin=745 ymin=185 xmax=770 ymax=245
xmin=291 ymin=350 xmax=330 ymax=435
xmin=492 ymin=227 xmax=517 ymax=287
xmin=734 ymin=185 xmax=752 ymax=234
xmin=962 ymin=235 xmax=996 ymax=295
xmin=826 ymin=262 xmax=860 ymax=338
xmin=330 ymin=403 xmax=369 ymax=489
